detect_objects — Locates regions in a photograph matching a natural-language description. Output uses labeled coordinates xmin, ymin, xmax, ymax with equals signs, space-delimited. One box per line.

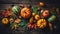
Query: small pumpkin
xmin=37 ymin=19 xmax=47 ymax=29
xmin=35 ymin=14 xmax=40 ymax=20
xmin=20 ymin=7 xmax=31 ymax=18
xmin=42 ymin=10 xmax=49 ymax=18
xmin=2 ymin=18 xmax=9 ymax=24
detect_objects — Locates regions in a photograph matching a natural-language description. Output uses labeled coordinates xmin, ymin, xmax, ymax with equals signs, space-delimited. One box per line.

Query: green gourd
xmin=48 ymin=15 xmax=56 ymax=22
xmin=12 ymin=6 xmax=20 ymax=14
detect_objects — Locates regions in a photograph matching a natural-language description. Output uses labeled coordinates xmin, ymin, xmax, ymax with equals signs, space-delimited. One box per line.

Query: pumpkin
xmin=37 ymin=19 xmax=47 ymax=29
xmin=35 ymin=14 xmax=40 ymax=20
xmin=2 ymin=18 xmax=9 ymax=24
xmin=39 ymin=2 xmax=44 ymax=7
xmin=42 ymin=10 xmax=49 ymax=18
xmin=20 ymin=7 xmax=31 ymax=18
xmin=29 ymin=17 xmax=34 ymax=24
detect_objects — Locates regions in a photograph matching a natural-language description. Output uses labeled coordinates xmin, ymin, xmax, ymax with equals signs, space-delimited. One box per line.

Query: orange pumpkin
xmin=2 ymin=18 xmax=9 ymax=24
xmin=37 ymin=19 xmax=47 ymax=29
xmin=42 ymin=10 xmax=49 ymax=17
xmin=35 ymin=14 xmax=40 ymax=20
xmin=20 ymin=7 xmax=31 ymax=18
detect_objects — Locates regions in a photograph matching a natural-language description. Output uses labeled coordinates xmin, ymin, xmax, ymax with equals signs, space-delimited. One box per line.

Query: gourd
xmin=2 ymin=18 xmax=9 ymax=24
xmin=35 ymin=14 xmax=40 ymax=20
xmin=12 ymin=6 xmax=20 ymax=14
xmin=48 ymin=15 xmax=56 ymax=22
xmin=20 ymin=7 xmax=31 ymax=18
xmin=42 ymin=10 xmax=49 ymax=18
xmin=37 ymin=19 xmax=47 ymax=29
